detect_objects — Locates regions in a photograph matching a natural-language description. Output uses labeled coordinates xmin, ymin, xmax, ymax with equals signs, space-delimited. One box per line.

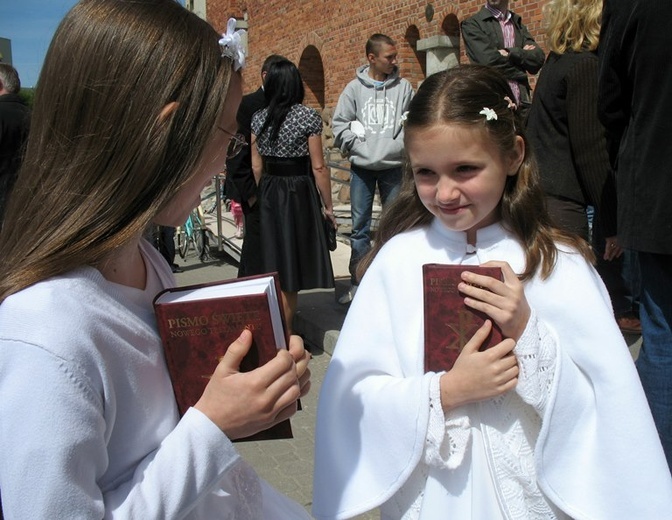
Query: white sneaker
xmin=338 ymin=285 xmax=358 ymax=305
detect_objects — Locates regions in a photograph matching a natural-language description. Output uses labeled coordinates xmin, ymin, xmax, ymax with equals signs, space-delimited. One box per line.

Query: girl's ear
xmin=507 ymin=135 xmax=525 ymax=176
xmin=158 ymin=101 xmax=180 ymax=122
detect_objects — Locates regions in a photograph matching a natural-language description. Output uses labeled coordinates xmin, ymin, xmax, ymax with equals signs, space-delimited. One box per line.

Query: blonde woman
xmin=526 ymin=0 xmax=638 ymax=331
xmin=527 ymin=0 xmax=606 ymax=241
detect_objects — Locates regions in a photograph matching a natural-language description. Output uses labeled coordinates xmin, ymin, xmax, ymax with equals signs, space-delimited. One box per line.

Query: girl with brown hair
xmin=313 ymin=65 xmax=671 ymax=519
xmin=0 ymin=1 xmax=310 ymax=517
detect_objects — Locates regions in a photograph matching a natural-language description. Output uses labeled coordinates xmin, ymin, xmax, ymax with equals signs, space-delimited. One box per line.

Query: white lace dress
xmin=383 ymin=311 xmax=568 ymax=520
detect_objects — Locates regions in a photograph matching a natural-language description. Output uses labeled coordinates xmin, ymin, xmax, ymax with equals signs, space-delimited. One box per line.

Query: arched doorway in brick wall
xmin=298 ymin=45 xmax=325 ymax=111
xmin=442 ymin=12 xmax=461 ymax=37
xmin=405 ymin=24 xmax=427 ymax=88
xmin=441 ymin=12 xmax=464 ymax=64
xmin=298 ymin=44 xmax=334 ymax=148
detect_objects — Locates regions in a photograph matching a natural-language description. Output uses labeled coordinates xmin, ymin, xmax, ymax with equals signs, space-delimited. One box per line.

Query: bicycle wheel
xmin=192 ymin=211 xmax=207 ymax=261
xmin=177 ymin=219 xmax=191 ymax=259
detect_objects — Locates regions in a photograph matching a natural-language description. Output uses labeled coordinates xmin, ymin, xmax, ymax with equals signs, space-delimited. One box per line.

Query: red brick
xmin=207 ymin=1 xmax=546 ymax=107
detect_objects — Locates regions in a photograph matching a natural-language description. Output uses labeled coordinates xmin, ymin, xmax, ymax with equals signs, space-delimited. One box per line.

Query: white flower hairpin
xmin=479 ymin=107 xmax=498 ymax=121
xmin=219 ymin=18 xmax=246 ymax=71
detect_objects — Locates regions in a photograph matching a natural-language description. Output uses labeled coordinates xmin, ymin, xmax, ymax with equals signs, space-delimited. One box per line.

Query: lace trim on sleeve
xmin=513 ymin=310 xmax=557 ymax=414
xmin=424 ymin=372 xmax=471 ymax=469
xmin=226 ymin=461 xmax=263 ymax=519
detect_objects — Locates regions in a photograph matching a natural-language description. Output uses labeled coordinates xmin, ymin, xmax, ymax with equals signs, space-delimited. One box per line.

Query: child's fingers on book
xmin=504 ymin=364 xmax=519 ymax=383
xmin=287 ymin=334 xmax=306 ymax=361
xmin=255 ymin=349 xmax=296 ymax=385
xmin=264 ymin=356 xmax=303 ymax=393
xmin=488 ymin=338 xmax=516 ymax=358
xmin=462 ymin=319 xmax=494 ymax=352
xmin=298 ymin=368 xmax=312 ymax=397
xmin=216 ymin=329 xmax=254 ymax=372
xmin=269 ymin=381 xmax=303 ymax=417
xmin=497 ymin=376 xmax=518 ymax=394
xmin=298 ymin=366 xmax=311 ymax=386
xmin=461 ymin=285 xmax=505 ymax=311
xmin=273 ymin=400 xmax=300 ymax=425
xmin=480 ymin=259 xmax=515 ymax=278
xmin=498 ymin=356 xmax=519 ymax=379
xmin=460 ymin=271 xmax=500 ymax=292
xmin=295 ymin=351 xmax=311 ymax=378
xmin=288 ymin=335 xmax=313 ymax=372
xmin=463 ymin=295 xmax=502 ymax=324
xmin=299 ymin=379 xmax=312 ymax=398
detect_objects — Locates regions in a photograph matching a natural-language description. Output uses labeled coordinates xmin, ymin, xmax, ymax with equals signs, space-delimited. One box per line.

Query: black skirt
xmin=258 ymin=155 xmax=335 ymax=292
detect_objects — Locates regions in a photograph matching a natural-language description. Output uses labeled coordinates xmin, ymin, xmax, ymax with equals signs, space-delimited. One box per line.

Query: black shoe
xmin=171 ymin=263 xmax=183 ymax=273
xmin=338 ymin=284 xmax=358 ymax=305
xmin=616 ymin=311 xmax=641 ymax=334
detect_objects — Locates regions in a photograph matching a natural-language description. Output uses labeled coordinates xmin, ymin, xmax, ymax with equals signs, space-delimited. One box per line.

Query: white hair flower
xmin=219 ymin=18 xmax=246 ymax=71
xmin=479 ymin=107 xmax=498 ymax=121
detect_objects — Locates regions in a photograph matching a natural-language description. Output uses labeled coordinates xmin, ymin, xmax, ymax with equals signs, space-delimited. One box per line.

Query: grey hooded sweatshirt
xmin=332 ymin=65 xmax=413 ymax=170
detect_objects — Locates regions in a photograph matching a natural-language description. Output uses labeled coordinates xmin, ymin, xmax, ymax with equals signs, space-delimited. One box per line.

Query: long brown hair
xmin=0 ymin=0 xmax=234 ymax=302
xmin=358 ymin=65 xmax=593 ymax=281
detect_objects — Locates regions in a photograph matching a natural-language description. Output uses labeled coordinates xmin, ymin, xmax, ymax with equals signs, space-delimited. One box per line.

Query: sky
xmin=0 ymin=0 xmax=77 ymax=88
xmin=0 ymin=0 xmax=184 ymax=89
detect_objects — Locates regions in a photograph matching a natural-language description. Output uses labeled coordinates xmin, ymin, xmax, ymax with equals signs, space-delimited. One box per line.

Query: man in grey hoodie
xmin=332 ymin=34 xmax=413 ymax=304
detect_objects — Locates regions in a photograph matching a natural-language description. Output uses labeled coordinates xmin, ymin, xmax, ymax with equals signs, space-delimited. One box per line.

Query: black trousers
xmin=237 ymin=200 xmax=262 ymax=278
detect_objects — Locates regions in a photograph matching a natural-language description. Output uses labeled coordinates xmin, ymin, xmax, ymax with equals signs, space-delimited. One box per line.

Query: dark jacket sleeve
xmin=566 ymin=56 xmax=616 ymax=236
xmin=508 ymin=14 xmax=545 ymax=75
xmin=225 ymin=89 xmax=266 ymax=204
xmin=597 ymin=0 xmax=630 ymax=170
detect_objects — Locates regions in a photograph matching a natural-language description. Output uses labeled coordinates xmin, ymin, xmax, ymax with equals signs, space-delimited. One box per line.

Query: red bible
xmin=153 ymin=272 xmax=293 ymax=441
xmin=423 ymin=264 xmax=504 ymax=373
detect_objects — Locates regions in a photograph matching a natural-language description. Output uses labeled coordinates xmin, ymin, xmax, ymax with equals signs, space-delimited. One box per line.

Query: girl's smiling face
xmin=406 ymin=123 xmax=524 ymax=244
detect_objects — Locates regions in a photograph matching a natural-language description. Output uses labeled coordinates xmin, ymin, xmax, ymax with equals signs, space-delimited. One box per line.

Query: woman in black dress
xmin=251 ymin=59 xmax=335 ymax=333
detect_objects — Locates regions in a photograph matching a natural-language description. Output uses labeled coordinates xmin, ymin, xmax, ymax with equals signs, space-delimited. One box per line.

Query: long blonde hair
xmin=357 ymin=65 xmax=593 ymax=282
xmin=544 ymin=0 xmax=603 ymax=54
xmin=0 ymin=0 xmax=234 ymax=302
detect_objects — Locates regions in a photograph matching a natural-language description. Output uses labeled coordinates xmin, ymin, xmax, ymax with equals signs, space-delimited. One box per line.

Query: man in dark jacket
xmin=225 ymin=54 xmax=285 ymax=278
xmin=0 ymin=63 xmax=30 ymax=222
xmin=598 ymin=0 xmax=672 ymax=470
xmin=461 ymin=0 xmax=544 ymax=118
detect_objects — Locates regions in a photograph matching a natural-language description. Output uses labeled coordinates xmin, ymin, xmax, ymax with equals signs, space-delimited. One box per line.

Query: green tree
xmin=18 ymin=88 xmax=35 ymax=108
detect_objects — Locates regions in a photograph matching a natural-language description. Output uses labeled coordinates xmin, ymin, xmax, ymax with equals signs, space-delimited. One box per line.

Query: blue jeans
xmin=348 ymin=165 xmax=402 ymax=284
xmin=636 ymin=252 xmax=672 ymax=469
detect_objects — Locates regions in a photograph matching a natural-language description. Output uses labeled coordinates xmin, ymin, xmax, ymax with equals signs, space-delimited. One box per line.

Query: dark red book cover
xmin=153 ymin=273 xmax=293 ymax=442
xmin=423 ymin=264 xmax=504 ymax=373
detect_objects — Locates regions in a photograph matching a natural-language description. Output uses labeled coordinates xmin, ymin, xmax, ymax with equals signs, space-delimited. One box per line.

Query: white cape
xmin=312 ymin=221 xmax=672 ymax=519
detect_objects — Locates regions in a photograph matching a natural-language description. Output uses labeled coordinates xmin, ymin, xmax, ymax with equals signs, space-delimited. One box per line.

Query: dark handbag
xmin=324 ymin=216 xmax=337 ymax=251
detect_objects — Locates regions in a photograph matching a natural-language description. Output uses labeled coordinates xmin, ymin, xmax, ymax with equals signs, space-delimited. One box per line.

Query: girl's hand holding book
xmin=288 ymin=334 xmax=312 ymax=398
xmin=458 ymin=261 xmax=531 ymax=341
xmin=440 ymin=320 xmax=519 ymax=411
xmin=195 ymin=329 xmax=305 ymax=440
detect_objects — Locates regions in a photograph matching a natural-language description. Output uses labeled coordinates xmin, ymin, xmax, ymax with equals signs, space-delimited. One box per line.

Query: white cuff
xmin=424 ymin=373 xmax=471 ymax=470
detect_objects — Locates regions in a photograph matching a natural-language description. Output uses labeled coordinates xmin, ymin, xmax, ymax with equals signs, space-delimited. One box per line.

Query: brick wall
xmin=207 ymin=0 xmax=547 ymax=109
